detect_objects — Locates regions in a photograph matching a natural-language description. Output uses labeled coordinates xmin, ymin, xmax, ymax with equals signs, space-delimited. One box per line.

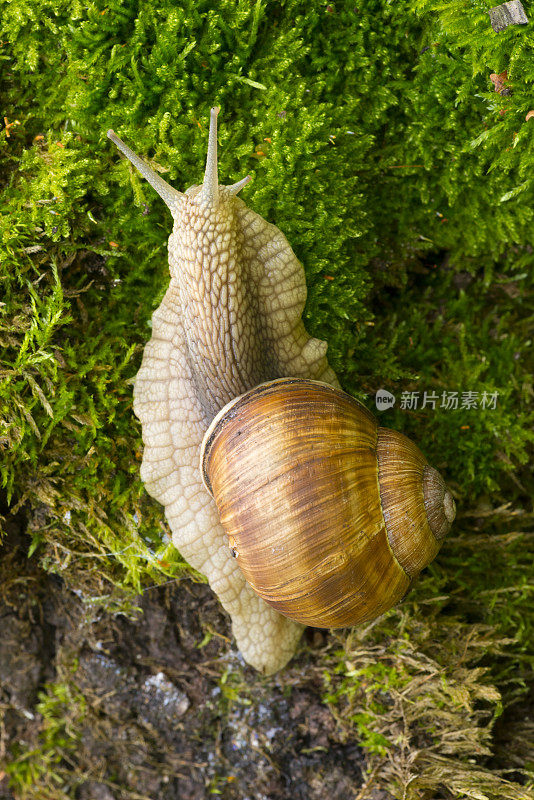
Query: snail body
xmin=107 ymin=108 xmax=455 ymax=674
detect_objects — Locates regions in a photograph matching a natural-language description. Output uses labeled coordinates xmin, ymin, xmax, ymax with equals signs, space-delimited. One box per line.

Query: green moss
xmin=322 ymin=609 xmax=531 ymax=798
xmin=5 ymin=682 xmax=86 ymax=798
xmin=1 ymin=0 xmax=532 ymax=796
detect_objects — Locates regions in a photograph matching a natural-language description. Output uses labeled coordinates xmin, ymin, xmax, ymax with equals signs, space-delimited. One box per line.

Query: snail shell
xmin=201 ymin=378 xmax=455 ymax=627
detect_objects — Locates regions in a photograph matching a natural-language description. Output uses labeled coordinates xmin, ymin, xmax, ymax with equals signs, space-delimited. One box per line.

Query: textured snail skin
xmin=107 ymin=109 xmax=339 ymax=674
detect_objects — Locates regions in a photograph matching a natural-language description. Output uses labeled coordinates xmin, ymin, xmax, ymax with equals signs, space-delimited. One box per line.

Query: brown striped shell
xmin=201 ymin=378 xmax=455 ymax=627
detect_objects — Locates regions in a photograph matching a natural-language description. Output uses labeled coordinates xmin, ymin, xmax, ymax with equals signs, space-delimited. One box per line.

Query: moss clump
xmin=5 ymin=682 xmax=86 ymax=798
xmin=322 ymin=607 xmax=530 ymax=799
xmin=1 ymin=0 xmax=533 ymax=797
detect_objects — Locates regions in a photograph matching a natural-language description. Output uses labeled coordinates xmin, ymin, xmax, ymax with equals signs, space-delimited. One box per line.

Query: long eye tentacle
xmin=197 ymin=106 xmax=220 ymax=207
xmin=107 ymin=129 xmax=183 ymax=210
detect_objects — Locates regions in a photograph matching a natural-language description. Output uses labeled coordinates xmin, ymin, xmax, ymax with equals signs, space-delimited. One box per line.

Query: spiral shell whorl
xmin=376 ymin=428 xmax=455 ymax=578
xmin=423 ymin=465 xmax=456 ymax=540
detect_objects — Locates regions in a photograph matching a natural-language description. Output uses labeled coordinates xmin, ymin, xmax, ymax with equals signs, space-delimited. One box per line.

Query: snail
xmin=107 ymin=107 xmax=455 ymax=674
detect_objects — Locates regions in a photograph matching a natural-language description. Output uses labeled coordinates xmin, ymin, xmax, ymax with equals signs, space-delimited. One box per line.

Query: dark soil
xmin=0 ymin=514 xmax=374 ymax=800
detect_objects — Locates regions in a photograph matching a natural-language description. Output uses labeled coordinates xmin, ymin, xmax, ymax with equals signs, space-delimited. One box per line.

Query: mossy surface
xmin=1 ymin=1 xmax=533 ymax=798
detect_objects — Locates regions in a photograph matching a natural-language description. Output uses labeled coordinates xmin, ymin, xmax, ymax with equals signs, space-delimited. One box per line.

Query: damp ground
xmin=0 ymin=515 xmax=377 ymax=800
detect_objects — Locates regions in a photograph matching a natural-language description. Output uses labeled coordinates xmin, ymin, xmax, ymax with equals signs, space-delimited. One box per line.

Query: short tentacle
xmin=228 ymin=175 xmax=252 ymax=195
